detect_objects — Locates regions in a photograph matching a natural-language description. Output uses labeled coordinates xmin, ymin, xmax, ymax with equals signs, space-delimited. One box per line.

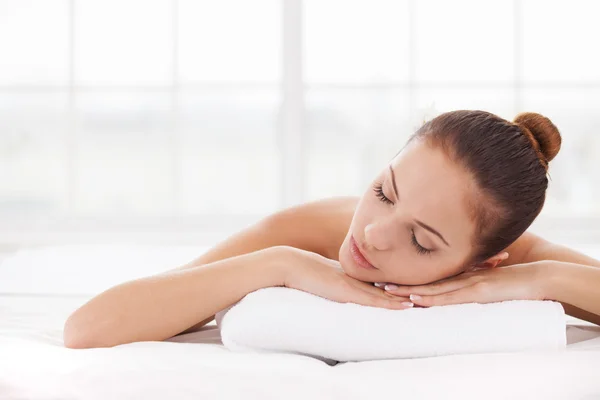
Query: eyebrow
xmin=388 ymin=165 xmax=400 ymax=201
xmin=415 ymin=220 xmax=450 ymax=247
xmin=388 ymin=165 xmax=451 ymax=247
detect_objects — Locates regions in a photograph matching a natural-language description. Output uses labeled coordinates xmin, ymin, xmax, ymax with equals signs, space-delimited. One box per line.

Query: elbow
xmin=63 ymin=313 xmax=92 ymax=349
xmin=63 ymin=333 xmax=92 ymax=350
xmin=63 ymin=311 xmax=111 ymax=349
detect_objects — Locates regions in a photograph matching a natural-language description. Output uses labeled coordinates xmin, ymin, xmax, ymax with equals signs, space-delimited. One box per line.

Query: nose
xmin=364 ymin=217 xmax=398 ymax=251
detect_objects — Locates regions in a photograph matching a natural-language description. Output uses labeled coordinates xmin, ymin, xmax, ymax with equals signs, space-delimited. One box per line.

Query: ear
xmin=469 ymin=251 xmax=509 ymax=271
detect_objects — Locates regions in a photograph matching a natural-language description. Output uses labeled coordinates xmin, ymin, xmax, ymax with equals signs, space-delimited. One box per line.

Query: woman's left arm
xmin=384 ymin=232 xmax=600 ymax=326
xmin=512 ymin=232 xmax=600 ymax=325
xmin=542 ymin=261 xmax=600 ymax=326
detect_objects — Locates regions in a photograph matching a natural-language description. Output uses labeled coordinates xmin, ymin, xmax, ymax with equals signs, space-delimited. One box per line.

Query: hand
xmin=382 ymin=261 xmax=549 ymax=307
xmin=277 ymin=246 xmax=414 ymax=310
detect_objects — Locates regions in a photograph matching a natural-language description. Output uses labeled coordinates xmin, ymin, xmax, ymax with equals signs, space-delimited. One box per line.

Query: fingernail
xmin=410 ymin=294 xmax=421 ymax=301
xmin=384 ymin=284 xmax=398 ymax=291
xmin=402 ymin=302 xmax=414 ymax=307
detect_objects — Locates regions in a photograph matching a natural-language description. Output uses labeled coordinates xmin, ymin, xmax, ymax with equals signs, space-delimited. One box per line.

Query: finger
xmin=350 ymin=280 xmax=411 ymax=302
xmin=384 ymin=276 xmax=474 ymax=296
xmin=374 ymin=282 xmax=392 ymax=288
xmin=344 ymin=282 xmax=412 ymax=309
xmin=347 ymin=279 xmax=389 ymax=295
xmin=358 ymin=290 xmax=414 ymax=310
xmin=409 ymin=285 xmax=482 ymax=307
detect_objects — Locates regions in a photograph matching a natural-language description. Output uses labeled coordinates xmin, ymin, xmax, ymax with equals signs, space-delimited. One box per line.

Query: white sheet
xmin=1 ymin=245 xmax=600 ymax=399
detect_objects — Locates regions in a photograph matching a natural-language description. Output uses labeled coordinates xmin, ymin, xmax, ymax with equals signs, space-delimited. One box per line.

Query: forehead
xmin=389 ymin=142 xmax=475 ymax=248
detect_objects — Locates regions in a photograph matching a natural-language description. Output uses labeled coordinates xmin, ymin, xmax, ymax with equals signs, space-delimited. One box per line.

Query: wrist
xmin=261 ymin=245 xmax=294 ymax=287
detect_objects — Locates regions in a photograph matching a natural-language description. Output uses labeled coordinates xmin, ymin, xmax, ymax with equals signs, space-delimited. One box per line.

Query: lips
xmin=350 ymin=235 xmax=377 ymax=270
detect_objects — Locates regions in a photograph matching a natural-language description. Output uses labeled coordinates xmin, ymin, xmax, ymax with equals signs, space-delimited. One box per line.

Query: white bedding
xmin=1 ymin=245 xmax=600 ymax=399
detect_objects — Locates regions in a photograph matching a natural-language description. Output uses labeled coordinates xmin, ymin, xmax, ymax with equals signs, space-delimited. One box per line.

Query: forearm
xmin=64 ymin=247 xmax=286 ymax=349
xmin=543 ymin=261 xmax=600 ymax=326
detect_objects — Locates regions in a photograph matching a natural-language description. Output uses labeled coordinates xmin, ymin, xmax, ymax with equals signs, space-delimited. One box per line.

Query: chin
xmin=338 ymin=240 xmax=355 ymax=276
xmin=338 ymin=239 xmax=375 ymax=282
xmin=337 ymin=240 xmax=350 ymax=272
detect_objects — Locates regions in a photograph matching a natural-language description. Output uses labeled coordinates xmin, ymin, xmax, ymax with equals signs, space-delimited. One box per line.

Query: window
xmin=1 ymin=0 xmax=599 ymax=245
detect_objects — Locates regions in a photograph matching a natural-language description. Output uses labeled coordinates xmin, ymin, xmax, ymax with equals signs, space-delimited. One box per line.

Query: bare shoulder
xmin=267 ymin=196 xmax=359 ymax=260
xmin=273 ymin=196 xmax=359 ymax=220
xmin=498 ymin=230 xmax=545 ymax=267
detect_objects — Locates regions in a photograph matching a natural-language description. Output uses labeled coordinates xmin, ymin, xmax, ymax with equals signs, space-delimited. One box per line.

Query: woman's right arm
xmin=63 ymin=197 xmax=349 ymax=349
xmin=63 ymin=243 xmax=412 ymax=349
xmin=63 ymin=197 xmax=390 ymax=349
xmin=63 ymin=246 xmax=287 ymax=349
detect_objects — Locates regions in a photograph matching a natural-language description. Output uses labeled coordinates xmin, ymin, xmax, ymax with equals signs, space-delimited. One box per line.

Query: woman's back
xmin=179 ymin=196 xmax=359 ymax=270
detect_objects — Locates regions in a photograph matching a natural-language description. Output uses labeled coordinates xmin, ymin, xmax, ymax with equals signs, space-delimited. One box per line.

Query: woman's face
xmin=339 ymin=140 xmax=479 ymax=285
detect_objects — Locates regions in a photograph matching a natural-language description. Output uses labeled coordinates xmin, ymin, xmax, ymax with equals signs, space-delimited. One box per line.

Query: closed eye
xmin=373 ymin=181 xmax=433 ymax=256
xmin=411 ymin=229 xmax=432 ymax=255
xmin=372 ymin=181 xmax=393 ymax=205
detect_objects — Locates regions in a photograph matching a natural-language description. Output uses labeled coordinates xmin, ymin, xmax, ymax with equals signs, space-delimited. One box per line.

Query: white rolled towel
xmin=219 ymin=287 xmax=566 ymax=362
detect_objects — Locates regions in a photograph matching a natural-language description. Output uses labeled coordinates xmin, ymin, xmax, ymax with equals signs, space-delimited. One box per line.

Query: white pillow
xmin=219 ymin=287 xmax=566 ymax=363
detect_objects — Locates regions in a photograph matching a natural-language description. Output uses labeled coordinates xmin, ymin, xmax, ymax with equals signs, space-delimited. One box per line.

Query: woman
xmin=64 ymin=109 xmax=600 ymax=349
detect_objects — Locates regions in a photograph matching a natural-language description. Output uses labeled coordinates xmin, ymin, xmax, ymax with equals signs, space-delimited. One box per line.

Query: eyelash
xmin=372 ymin=181 xmax=433 ymax=256
xmin=411 ymin=229 xmax=432 ymax=255
xmin=372 ymin=181 xmax=393 ymax=205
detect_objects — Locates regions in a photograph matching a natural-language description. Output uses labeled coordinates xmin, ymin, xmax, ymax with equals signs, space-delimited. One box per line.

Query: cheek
xmin=353 ymin=194 xmax=385 ymax=227
xmin=382 ymin=253 xmax=445 ymax=285
xmin=386 ymin=256 xmax=463 ymax=285
xmin=349 ymin=202 xmax=372 ymax=233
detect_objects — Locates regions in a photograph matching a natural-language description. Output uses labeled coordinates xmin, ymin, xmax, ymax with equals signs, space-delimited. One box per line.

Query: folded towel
xmin=219 ymin=287 xmax=566 ymax=362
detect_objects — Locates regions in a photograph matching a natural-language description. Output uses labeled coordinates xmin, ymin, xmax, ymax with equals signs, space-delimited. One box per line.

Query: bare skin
xmin=180 ymin=140 xmax=599 ymax=330
xmin=157 ymin=140 xmax=543 ymax=331
xmin=177 ymin=192 xmax=534 ymax=333
xmin=64 ymin=141 xmax=600 ymax=348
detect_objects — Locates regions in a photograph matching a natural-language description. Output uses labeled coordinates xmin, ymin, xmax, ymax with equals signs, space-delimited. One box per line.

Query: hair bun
xmin=513 ymin=112 xmax=562 ymax=163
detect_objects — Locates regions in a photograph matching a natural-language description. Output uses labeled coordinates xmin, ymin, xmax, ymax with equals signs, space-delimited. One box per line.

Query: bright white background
xmin=1 ymin=0 xmax=600 ymax=250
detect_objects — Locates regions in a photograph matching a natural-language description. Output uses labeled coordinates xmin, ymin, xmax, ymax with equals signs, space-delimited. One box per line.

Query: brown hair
xmin=407 ymin=110 xmax=561 ymax=266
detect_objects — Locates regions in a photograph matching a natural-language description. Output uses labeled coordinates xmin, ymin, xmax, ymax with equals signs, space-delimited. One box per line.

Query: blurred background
xmin=1 ymin=0 xmax=600 ymax=252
